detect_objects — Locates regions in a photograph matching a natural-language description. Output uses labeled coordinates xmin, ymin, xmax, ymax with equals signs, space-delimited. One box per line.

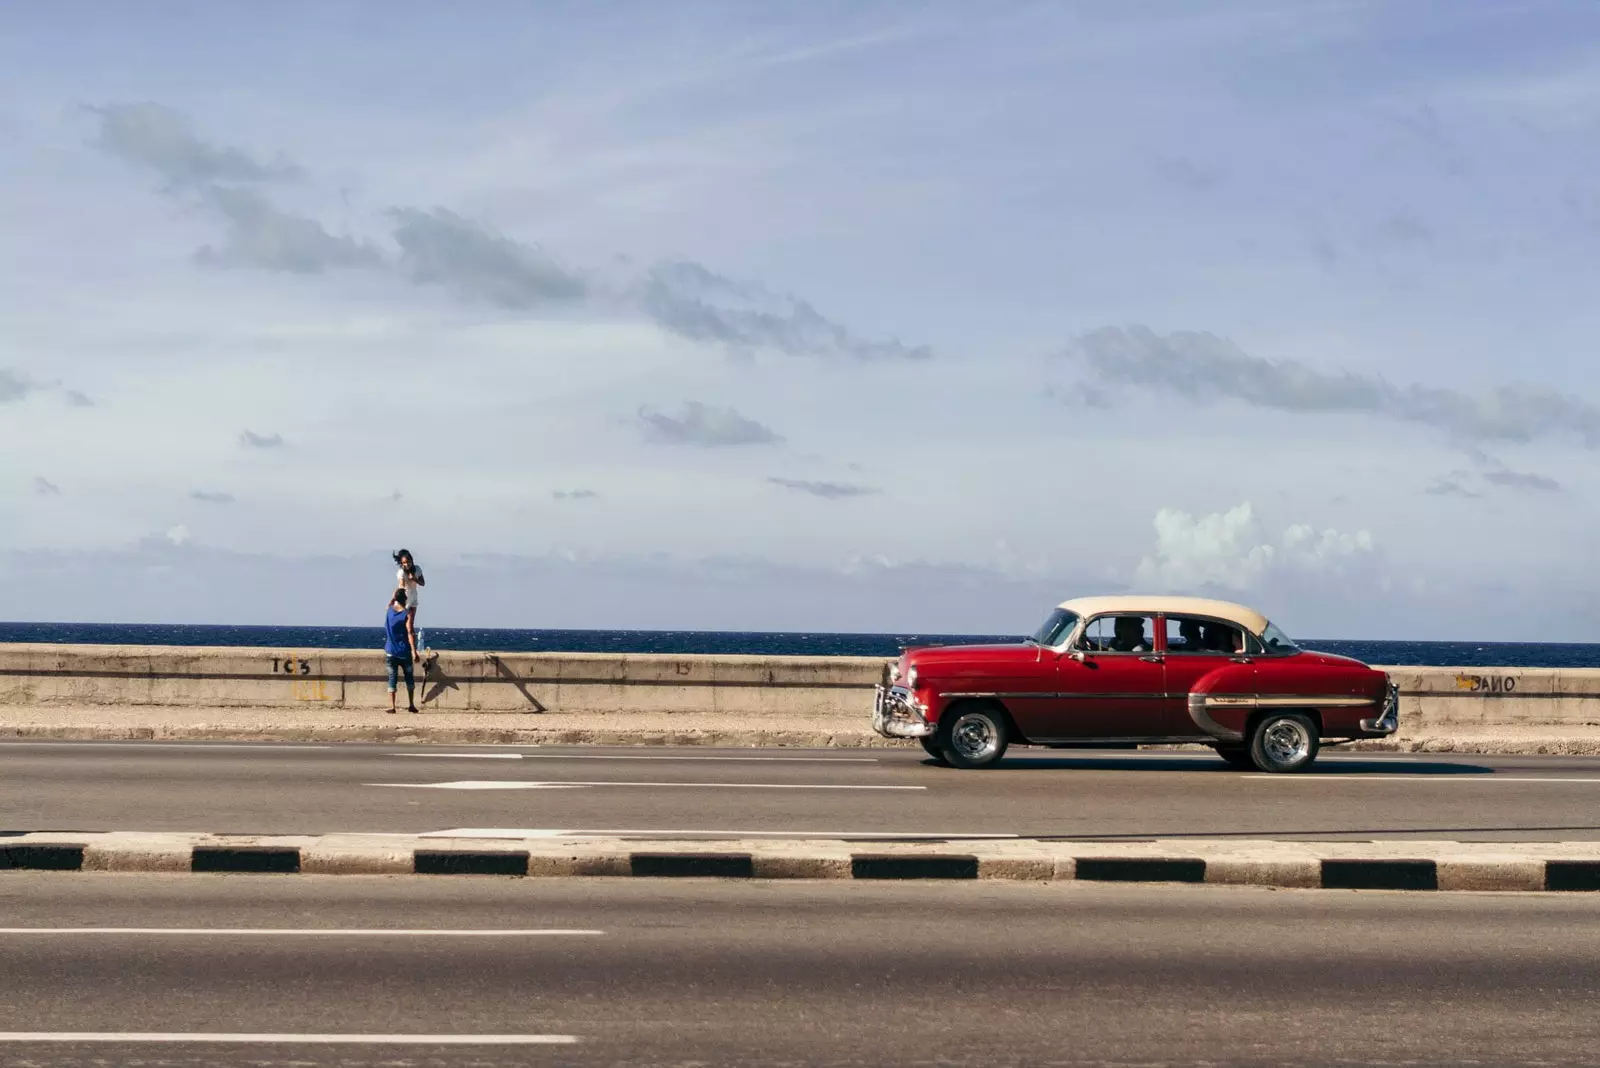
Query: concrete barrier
xmin=0 ymin=643 xmax=888 ymax=717
xmin=0 ymin=644 xmax=1597 ymax=728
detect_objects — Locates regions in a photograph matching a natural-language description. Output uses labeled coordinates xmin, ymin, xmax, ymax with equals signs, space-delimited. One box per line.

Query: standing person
xmin=393 ymin=548 xmax=428 ymax=662
xmin=384 ymin=588 xmax=419 ymax=714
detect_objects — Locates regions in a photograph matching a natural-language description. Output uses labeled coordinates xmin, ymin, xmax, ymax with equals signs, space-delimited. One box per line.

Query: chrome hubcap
xmin=1262 ymin=719 xmax=1310 ymax=766
xmin=951 ymin=713 xmax=999 ymax=761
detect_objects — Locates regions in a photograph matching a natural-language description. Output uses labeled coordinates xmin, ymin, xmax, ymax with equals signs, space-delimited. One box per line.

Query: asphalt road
xmin=6 ymin=740 xmax=1600 ymax=840
xmin=0 ymin=875 xmax=1598 ymax=1066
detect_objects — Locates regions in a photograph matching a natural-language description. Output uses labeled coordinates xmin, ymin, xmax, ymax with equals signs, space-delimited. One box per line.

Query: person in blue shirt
xmin=384 ymin=588 xmax=419 ymax=714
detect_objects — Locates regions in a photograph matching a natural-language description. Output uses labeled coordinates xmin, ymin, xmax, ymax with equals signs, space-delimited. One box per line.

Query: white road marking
xmin=369 ymin=780 xmax=925 ymax=791
xmin=0 ymin=742 xmax=333 ymax=750
xmin=0 ymin=928 xmax=602 ymax=936
xmin=421 ymin=827 xmax=1018 ymax=839
xmin=0 ymin=1033 xmax=577 ymax=1045
xmin=390 ymin=752 xmax=878 ymax=762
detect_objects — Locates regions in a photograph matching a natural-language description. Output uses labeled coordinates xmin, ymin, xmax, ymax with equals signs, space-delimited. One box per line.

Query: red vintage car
xmin=872 ymin=596 xmax=1397 ymax=772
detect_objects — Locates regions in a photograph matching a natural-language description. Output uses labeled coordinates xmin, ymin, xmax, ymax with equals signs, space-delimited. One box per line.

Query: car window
xmin=1260 ymin=621 xmax=1300 ymax=654
xmin=1077 ymin=614 xmax=1155 ymax=654
xmin=1031 ymin=608 xmax=1080 ymax=646
xmin=1164 ymin=616 xmax=1244 ymax=655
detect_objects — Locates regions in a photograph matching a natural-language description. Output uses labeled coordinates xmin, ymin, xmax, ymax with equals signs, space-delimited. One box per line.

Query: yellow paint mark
xmin=291 ymin=679 xmax=330 ymax=702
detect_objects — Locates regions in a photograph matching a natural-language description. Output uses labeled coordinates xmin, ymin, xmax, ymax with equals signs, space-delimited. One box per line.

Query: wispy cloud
xmin=195 ymin=186 xmax=383 ymax=274
xmin=1150 ymin=156 xmax=1223 ymax=192
xmin=1424 ymin=472 xmax=1482 ymax=498
xmin=33 ymin=476 xmax=61 ymax=496
xmin=88 ymin=102 xmax=302 ymax=187
xmin=641 ymin=261 xmax=931 ymax=362
xmin=1069 ymin=325 xmax=1600 ymax=447
xmin=239 ymin=430 xmax=284 ymax=449
xmin=767 ymin=476 xmax=878 ymax=499
xmin=190 ymin=490 xmax=236 ymax=504
xmin=553 ymin=488 xmax=599 ymax=501
xmin=638 ymin=401 xmax=781 ymax=447
xmin=1483 ymin=468 xmax=1561 ymax=492
xmin=388 ymin=207 xmax=586 ymax=308
xmin=1 ymin=369 xmax=35 ymax=404
xmin=87 ymin=102 xmax=926 ymax=363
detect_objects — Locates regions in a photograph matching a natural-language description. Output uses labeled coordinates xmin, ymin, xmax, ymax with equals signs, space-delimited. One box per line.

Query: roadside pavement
xmin=6 ymin=703 xmax=1600 ymax=753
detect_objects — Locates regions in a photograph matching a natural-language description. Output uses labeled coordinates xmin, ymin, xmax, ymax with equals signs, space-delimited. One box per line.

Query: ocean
xmin=1 ymin=622 xmax=1598 ymax=668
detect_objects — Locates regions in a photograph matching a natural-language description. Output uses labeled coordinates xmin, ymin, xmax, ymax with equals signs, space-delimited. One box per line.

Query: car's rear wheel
xmin=1248 ymin=712 xmax=1319 ymax=773
xmin=918 ymin=737 xmax=950 ymax=765
xmin=1215 ymin=746 xmax=1255 ymax=770
xmin=937 ymin=705 xmax=1009 ymax=769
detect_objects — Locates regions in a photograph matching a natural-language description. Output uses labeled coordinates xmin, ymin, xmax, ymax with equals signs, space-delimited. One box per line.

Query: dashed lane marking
xmin=0 ymin=1033 xmax=578 ymax=1045
xmin=390 ymin=752 xmax=879 ymax=762
xmin=367 ymin=780 xmax=925 ymax=791
xmin=0 ymin=928 xmax=603 ymax=936
xmin=419 ymin=828 xmax=1016 ymax=839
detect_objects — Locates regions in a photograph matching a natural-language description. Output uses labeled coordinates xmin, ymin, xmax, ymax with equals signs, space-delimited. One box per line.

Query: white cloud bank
xmin=1135 ymin=502 xmax=1376 ymax=593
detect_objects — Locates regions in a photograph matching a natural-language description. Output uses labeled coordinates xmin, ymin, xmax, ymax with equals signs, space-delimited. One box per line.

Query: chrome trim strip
xmin=939 ymin=691 xmax=1174 ymax=700
xmin=1186 ymin=692 xmax=1245 ymax=743
xmin=1032 ymin=735 xmax=1214 ymax=745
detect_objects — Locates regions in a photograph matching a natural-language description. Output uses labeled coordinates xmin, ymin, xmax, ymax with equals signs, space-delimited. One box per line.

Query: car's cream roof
xmin=1057 ymin=595 xmax=1270 ymax=635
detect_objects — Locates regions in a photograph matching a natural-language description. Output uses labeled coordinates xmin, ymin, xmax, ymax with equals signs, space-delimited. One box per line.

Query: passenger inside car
xmin=1107 ymin=616 xmax=1151 ymax=653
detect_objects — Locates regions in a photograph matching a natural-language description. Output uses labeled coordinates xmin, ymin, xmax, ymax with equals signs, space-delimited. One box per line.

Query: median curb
xmin=6 ymin=833 xmax=1600 ymax=892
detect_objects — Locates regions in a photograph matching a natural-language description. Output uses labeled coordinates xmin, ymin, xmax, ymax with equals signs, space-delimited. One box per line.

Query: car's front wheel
xmin=937 ymin=704 xmax=1009 ymax=769
xmin=918 ymin=737 xmax=950 ymax=765
xmin=1248 ymin=712 xmax=1320 ymax=773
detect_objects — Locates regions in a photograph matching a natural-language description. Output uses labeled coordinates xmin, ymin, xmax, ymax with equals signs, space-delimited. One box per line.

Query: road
xmin=0 ymin=875 xmax=1598 ymax=1066
xmin=5 ymin=740 xmax=1600 ymax=840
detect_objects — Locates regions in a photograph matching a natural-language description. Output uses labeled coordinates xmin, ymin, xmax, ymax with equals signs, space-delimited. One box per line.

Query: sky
xmin=5 ymin=0 xmax=1600 ymax=640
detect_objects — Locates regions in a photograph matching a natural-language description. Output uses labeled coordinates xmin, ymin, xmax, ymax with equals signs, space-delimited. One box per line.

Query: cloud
xmin=1375 ymin=212 xmax=1434 ymax=246
xmin=642 ymin=261 xmax=931 ymax=362
xmin=165 ymin=524 xmax=191 ymax=546
xmin=190 ymin=490 xmax=236 ymax=504
xmin=767 ymin=477 xmax=878 ymax=499
xmin=1151 ymin=156 xmax=1222 ymax=192
xmin=388 ymin=207 xmax=586 ymax=309
xmin=1134 ymin=502 xmax=1376 ymax=593
xmin=553 ymin=489 xmax=599 ymax=501
xmin=88 ymin=102 xmax=302 ymax=186
xmin=64 ymin=389 xmax=94 ymax=407
xmin=195 ymin=186 xmax=383 ymax=274
xmin=33 ymin=477 xmax=60 ymax=496
xmin=239 ymin=430 xmax=284 ymax=449
xmin=1483 ymin=468 xmax=1561 ymax=492
xmin=1069 ymin=325 xmax=1600 ymax=447
xmin=0 ymin=369 xmax=35 ymax=404
xmin=638 ymin=401 xmax=781 ymax=447
xmin=1425 ymin=472 xmax=1482 ymax=498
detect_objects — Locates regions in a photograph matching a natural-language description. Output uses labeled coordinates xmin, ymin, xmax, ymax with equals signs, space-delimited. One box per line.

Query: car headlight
xmin=906 ymin=667 xmax=918 ymax=689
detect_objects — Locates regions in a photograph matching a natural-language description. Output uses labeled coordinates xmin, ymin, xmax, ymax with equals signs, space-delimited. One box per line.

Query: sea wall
xmin=0 ymin=644 xmax=1598 ymax=728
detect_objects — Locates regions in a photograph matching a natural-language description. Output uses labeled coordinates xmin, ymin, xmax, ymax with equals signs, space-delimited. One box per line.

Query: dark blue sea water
xmin=2 ymin=622 xmax=1599 ymax=668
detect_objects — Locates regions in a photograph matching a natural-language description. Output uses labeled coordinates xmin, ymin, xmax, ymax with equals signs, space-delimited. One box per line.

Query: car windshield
xmin=1260 ymin=621 xmax=1300 ymax=653
xmin=1030 ymin=608 xmax=1079 ymax=646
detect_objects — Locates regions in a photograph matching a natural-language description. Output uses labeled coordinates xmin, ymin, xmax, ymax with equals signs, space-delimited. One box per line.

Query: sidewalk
xmin=5 ymin=704 xmax=1600 ymax=754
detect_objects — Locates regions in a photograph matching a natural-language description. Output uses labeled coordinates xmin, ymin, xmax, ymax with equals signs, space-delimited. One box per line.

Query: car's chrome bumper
xmin=1360 ymin=680 xmax=1401 ymax=735
xmin=872 ymin=685 xmax=934 ymax=739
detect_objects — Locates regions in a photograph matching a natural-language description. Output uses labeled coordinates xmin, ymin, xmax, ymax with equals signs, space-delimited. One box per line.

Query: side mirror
xmin=1069 ymin=650 xmax=1086 ymax=662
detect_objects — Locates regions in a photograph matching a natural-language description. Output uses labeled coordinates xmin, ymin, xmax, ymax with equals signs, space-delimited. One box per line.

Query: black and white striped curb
xmin=5 ymin=835 xmax=1600 ymax=891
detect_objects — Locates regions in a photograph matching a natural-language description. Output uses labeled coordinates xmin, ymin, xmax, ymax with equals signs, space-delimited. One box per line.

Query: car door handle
xmin=1139 ymin=655 xmax=1163 ymax=663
